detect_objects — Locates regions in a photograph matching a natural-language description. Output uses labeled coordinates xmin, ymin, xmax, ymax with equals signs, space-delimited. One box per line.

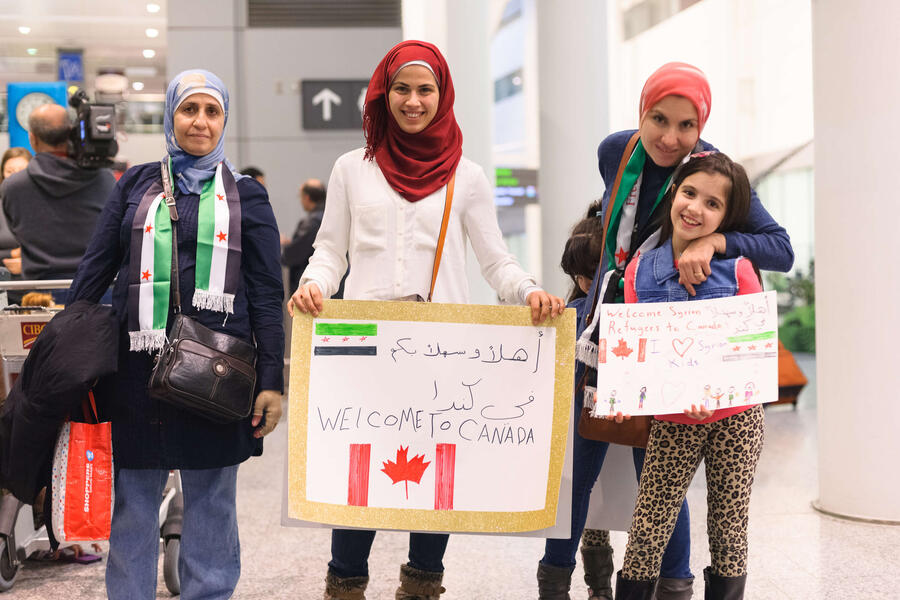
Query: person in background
xmin=290 ymin=40 xmax=565 ymax=600
xmin=282 ymin=178 xmax=328 ymax=293
xmin=0 ymin=147 xmax=31 ymax=276
xmin=68 ymin=69 xmax=284 ymax=600
xmin=1 ymin=105 xmax=115 ymax=283
xmin=241 ymin=165 xmax=266 ymax=187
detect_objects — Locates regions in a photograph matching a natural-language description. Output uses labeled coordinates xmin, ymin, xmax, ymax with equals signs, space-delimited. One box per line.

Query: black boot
xmin=537 ymin=562 xmax=574 ymax=600
xmin=703 ymin=567 xmax=746 ymax=600
xmin=395 ymin=563 xmax=445 ymax=600
xmin=655 ymin=575 xmax=694 ymax=599
xmin=581 ymin=544 xmax=614 ymax=599
xmin=614 ymin=570 xmax=656 ymax=600
xmin=324 ymin=569 xmax=369 ymax=600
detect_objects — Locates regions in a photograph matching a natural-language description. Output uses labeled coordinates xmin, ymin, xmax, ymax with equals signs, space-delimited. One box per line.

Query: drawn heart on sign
xmin=672 ymin=337 xmax=694 ymax=357
xmin=661 ymin=382 xmax=686 ymax=407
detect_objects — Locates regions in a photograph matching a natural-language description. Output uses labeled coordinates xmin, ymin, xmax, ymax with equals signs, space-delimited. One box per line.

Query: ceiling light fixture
xmin=142 ymin=49 xmax=156 ymax=59
xmin=26 ymin=48 xmax=37 ymax=56
xmin=132 ymin=81 xmax=145 ymax=91
xmin=145 ymin=28 xmax=159 ymax=38
xmin=18 ymin=26 xmax=31 ymax=35
xmin=146 ymin=3 xmax=161 ymax=13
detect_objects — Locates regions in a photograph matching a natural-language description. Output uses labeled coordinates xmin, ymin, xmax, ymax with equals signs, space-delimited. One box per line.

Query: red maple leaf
xmin=381 ymin=446 xmax=430 ymax=499
xmin=611 ymin=338 xmax=633 ymax=359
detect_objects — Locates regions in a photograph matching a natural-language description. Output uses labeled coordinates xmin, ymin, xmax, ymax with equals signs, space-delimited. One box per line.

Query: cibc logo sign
xmin=84 ymin=449 xmax=94 ymax=512
xmin=21 ymin=322 xmax=46 ymax=350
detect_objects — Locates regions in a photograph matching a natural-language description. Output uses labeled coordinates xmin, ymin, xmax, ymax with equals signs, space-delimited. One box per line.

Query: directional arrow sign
xmin=302 ymin=80 xmax=369 ymax=130
xmin=312 ymin=87 xmax=341 ymax=121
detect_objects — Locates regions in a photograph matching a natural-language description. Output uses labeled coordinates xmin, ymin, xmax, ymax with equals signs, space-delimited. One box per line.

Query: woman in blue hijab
xmin=69 ymin=69 xmax=285 ymax=600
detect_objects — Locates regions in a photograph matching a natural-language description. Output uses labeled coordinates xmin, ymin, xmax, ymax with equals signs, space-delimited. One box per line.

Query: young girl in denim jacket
xmin=612 ymin=152 xmax=771 ymax=600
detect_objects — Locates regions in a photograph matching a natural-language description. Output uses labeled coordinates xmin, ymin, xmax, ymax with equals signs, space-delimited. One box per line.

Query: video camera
xmin=68 ymin=89 xmax=118 ymax=169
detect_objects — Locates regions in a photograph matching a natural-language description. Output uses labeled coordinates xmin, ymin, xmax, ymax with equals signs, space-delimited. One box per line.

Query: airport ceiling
xmin=0 ymin=0 xmax=168 ymax=96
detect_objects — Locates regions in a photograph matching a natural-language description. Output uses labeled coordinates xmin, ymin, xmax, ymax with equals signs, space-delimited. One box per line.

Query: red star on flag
xmin=342 ymin=337 xmax=350 ymax=342
xmin=216 ymin=193 xmax=225 ymax=201
xmin=360 ymin=336 xmax=367 ymax=341
xmin=216 ymin=231 xmax=227 ymax=242
xmin=733 ymin=346 xmax=741 ymax=352
xmin=615 ymin=247 xmax=628 ymax=265
xmin=748 ymin=344 xmax=757 ymax=351
xmin=322 ymin=337 xmax=330 ymax=342
xmin=141 ymin=270 xmax=152 ymax=280
xmin=145 ymin=224 xmax=153 ymax=233
xmin=765 ymin=342 xmax=773 ymax=348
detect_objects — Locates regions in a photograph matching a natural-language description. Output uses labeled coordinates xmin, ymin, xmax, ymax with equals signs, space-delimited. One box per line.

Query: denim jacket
xmin=633 ymin=239 xmax=739 ymax=302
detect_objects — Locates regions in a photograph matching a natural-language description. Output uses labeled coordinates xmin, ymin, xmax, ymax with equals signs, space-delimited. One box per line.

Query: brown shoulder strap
xmin=585 ymin=132 xmax=641 ymax=327
xmin=428 ymin=173 xmax=456 ymax=302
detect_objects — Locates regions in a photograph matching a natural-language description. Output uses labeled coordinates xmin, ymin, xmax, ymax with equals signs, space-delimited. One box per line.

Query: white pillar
xmin=537 ymin=0 xmax=609 ymax=297
xmin=813 ymin=0 xmax=900 ymax=522
xmin=402 ymin=0 xmax=495 ymax=304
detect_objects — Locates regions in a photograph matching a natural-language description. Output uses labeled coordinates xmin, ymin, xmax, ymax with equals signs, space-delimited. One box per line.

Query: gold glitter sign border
xmin=287 ymin=299 xmax=575 ymax=532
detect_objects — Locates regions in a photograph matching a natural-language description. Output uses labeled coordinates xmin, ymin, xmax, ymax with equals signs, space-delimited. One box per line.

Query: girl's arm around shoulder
xmin=68 ymin=163 xmax=154 ymax=303
xmin=239 ymin=177 xmax=285 ymax=394
xmin=735 ymin=257 xmax=763 ymax=295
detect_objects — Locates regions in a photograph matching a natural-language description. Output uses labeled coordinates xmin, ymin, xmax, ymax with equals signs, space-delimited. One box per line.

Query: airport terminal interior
xmin=0 ymin=0 xmax=897 ymax=598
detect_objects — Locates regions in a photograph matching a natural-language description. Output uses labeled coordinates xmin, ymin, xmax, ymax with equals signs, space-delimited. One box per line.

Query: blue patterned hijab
xmin=164 ymin=69 xmax=244 ymax=195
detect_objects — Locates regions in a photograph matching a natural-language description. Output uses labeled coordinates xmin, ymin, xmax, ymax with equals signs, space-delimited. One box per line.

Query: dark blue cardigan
xmin=69 ymin=162 xmax=284 ymax=469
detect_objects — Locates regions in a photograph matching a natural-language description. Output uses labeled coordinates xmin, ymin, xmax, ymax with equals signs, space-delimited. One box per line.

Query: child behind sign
xmin=612 ymin=152 xmax=772 ymax=598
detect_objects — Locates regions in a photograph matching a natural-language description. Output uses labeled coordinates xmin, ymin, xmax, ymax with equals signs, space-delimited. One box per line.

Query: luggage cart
xmin=0 ymin=280 xmax=184 ymax=594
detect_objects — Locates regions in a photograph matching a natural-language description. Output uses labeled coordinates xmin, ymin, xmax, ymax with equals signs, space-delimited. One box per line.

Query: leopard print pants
xmin=622 ymin=405 xmax=765 ymax=579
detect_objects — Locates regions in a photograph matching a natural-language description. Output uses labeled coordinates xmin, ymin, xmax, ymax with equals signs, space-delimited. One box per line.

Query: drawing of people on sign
xmin=638 ymin=386 xmax=647 ymax=409
xmin=728 ymin=386 xmax=736 ymax=406
xmin=713 ymin=387 xmax=724 ymax=409
xmin=702 ymin=384 xmax=712 ymax=409
xmin=744 ymin=382 xmax=758 ymax=404
xmin=607 ymin=389 xmax=618 ymax=415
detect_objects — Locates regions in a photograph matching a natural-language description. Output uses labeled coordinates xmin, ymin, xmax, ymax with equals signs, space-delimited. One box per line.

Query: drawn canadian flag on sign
xmin=347 ymin=443 xmax=456 ymax=510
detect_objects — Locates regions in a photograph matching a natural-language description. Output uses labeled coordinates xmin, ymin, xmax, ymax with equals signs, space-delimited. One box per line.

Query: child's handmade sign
xmin=287 ymin=300 xmax=575 ymax=533
xmin=591 ymin=291 xmax=778 ymax=416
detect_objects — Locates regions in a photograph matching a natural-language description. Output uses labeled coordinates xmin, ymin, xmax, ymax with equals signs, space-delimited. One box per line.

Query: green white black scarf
xmin=128 ymin=161 xmax=241 ymax=352
xmin=575 ymin=139 xmax=671 ymax=373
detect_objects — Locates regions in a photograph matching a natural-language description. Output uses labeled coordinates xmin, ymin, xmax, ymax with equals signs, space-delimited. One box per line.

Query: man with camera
xmin=1 ymin=103 xmax=115 ymax=283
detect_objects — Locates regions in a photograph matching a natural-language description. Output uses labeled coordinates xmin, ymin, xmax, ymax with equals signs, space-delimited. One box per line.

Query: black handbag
xmin=147 ymin=158 xmax=257 ymax=423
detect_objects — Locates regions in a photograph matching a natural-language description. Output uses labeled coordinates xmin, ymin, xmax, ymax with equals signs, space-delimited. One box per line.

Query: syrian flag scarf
xmin=127 ymin=159 xmax=241 ymax=352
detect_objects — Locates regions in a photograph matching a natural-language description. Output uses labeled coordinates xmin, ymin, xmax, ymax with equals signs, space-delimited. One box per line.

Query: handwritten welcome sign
xmin=287 ymin=300 xmax=575 ymax=533
xmin=592 ymin=291 xmax=778 ymax=416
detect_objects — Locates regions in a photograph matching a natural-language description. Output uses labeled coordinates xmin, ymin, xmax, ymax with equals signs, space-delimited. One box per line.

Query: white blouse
xmin=300 ymin=148 xmax=539 ymax=304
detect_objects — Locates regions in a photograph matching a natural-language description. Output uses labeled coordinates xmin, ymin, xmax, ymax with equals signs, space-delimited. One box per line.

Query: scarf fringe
xmin=192 ymin=290 xmax=235 ymax=314
xmin=129 ymin=330 xmax=166 ymax=353
xmin=576 ymin=338 xmax=598 ymax=366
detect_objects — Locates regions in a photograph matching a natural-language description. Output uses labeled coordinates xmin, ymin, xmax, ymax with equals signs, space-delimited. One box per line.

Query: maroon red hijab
xmin=363 ymin=40 xmax=463 ymax=202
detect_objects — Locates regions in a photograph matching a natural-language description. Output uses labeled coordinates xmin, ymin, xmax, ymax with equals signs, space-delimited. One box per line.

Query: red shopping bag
xmin=50 ymin=392 xmax=114 ymax=541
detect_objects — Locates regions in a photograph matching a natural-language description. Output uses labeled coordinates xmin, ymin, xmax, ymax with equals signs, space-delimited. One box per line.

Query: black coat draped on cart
xmin=0 ymin=300 xmax=119 ymax=503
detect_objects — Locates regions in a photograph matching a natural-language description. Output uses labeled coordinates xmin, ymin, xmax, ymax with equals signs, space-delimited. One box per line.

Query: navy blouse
xmin=69 ymin=162 xmax=284 ymax=469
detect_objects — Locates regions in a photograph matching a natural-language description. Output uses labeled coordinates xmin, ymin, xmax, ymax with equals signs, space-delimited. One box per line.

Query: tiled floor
xmin=8 ymin=354 xmax=900 ymax=598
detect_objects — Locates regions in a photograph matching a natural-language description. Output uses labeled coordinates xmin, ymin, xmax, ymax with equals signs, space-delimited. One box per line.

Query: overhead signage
xmin=301 ymin=79 xmax=369 ymax=131
xmin=495 ymin=167 xmax=538 ymax=207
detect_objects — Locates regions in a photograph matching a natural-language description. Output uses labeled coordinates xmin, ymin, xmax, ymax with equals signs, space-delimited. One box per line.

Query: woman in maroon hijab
xmin=290 ymin=41 xmax=564 ymax=599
